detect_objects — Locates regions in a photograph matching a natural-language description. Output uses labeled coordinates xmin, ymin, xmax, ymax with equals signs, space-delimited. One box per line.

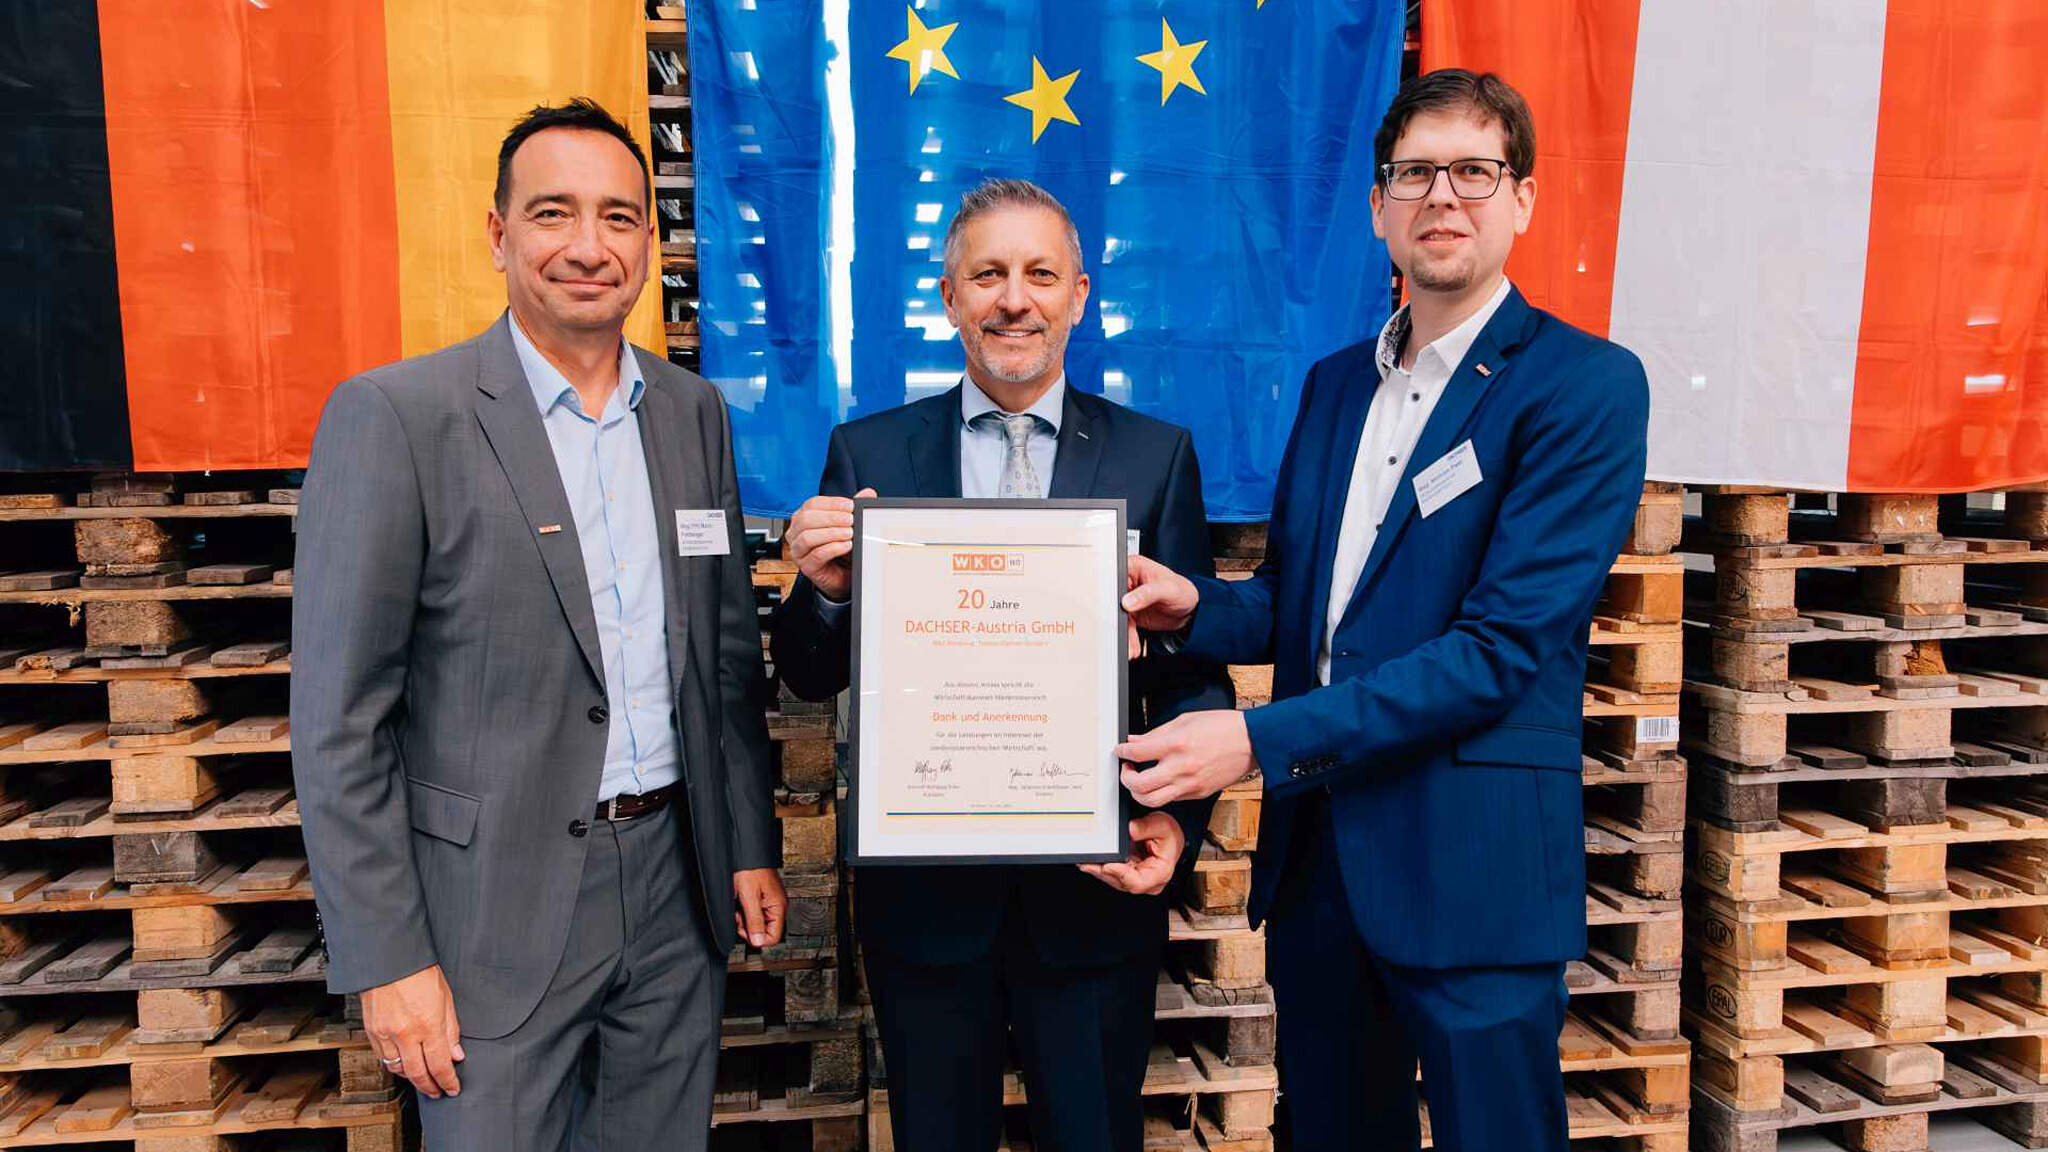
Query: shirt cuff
xmin=814 ymin=592 xmax=851 ymax=623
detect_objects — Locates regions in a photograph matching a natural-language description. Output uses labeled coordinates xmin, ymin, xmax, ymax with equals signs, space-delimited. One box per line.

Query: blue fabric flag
xmin=690 ymin=1 xmax=1402 ymax=521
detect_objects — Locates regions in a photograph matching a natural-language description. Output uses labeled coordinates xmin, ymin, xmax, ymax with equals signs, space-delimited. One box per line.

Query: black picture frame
xmin=846 ymin=497 xmax=1130 ymax=866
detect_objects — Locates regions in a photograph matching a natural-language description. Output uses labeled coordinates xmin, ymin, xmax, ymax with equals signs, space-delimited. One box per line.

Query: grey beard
xmin=970 ymin=326 xmax=1067 ymax=384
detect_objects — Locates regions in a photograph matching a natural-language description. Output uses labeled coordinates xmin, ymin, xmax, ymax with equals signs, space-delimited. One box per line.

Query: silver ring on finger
xmin=381 ymin=1056 xmax=404 ymax=1069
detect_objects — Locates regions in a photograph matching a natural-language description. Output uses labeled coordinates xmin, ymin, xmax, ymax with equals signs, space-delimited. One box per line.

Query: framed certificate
xmin=847 ymin=498 xmax=1129 ymax=866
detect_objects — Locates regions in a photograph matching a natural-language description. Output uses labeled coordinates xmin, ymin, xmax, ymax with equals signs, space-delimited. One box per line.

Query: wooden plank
xmin=237 ymin=857 xmax=309 ymax=893
xmin=22 ymin=723 xmax=108 ymax=751
xmin=212 ymin=788 xmax=293 ymax=819
xmin=0 ymin=1088 xmax=62 ymax=1138
xmin=237 ymin=1064 xmax=328 ymax=1123
xmin=42 ymin=1016 xmax=132 ymax=1061
xmin=232 ymin=998 xmax=321 ymax=1046
xmin=242 ymin=928 xmax=317 ymax=975
xmin=0 ymin=571 xmax=80 ymax=592
xmin=209 ymin=641 xmax=290 ymax=667
xmin=51 ymin=1083 xmax=131 ymax=1133
xmin=214 ymin=716 xmax=288 ymax=744
xmin=43 ymin=938 xmax=132 ymax=984
xmin=1782 ymin=1064 xmax=1860 ymax=1113
xmin=186 ymin=564 xmax=274 ymax=586
xmin=39 ymin=867 xmax=115 ymax=904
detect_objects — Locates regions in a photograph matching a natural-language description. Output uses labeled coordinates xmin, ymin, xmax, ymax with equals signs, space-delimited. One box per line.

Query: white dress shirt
xmin=1319 ymin=277 xmax=1512 ymax=685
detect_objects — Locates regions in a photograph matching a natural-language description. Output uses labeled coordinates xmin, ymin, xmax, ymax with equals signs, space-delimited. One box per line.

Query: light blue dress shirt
xmin=959 ymin=374 xmax=1063 ymax=499
xmin=815 ymin=375 xmax=1065 ymax=621
xmin=509 ymin=316 xmax=680 ymax=802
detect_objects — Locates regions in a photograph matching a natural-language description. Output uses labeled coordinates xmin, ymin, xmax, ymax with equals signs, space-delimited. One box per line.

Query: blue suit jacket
xmin=1186 ymin=287 xmax=1649 ymax=969
xmin=772 ymin=384 xmax=1234 ymax=967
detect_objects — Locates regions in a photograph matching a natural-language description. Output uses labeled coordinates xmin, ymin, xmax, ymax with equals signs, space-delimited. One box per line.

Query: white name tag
xmin=1127 ymin=528 xmax=1142 ymax=557
xmin=1413 ymin=440 xmax=1483 ymax=519
xmin=675 ymin=509 xmax=731 ymax=557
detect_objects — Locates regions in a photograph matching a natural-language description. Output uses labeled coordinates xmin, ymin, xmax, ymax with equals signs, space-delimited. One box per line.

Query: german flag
xmin=1 ymin=1 xmax=661 ymax=473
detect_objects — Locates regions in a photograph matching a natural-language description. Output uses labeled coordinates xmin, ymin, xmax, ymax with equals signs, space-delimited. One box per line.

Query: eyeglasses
xmin=1377 ymin=158 xmax=1514 ymax=201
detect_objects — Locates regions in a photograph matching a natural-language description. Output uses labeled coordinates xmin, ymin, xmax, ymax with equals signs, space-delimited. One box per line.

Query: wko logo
xmin=951 ymin=552 xmax=1025 ymax=573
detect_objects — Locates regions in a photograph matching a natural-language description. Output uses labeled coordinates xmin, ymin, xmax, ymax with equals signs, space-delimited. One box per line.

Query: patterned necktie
xmin=973 ymin=411 xmax=1045 ymax=498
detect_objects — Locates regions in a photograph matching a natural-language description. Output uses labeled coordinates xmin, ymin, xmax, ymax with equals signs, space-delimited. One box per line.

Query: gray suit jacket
xmin=290 ymin=314 xmax=776 ymax=1039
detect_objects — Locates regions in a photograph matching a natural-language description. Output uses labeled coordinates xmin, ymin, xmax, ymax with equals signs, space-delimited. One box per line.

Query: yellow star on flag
xmin=1003 ymin=56 xmax=1081 ymax=143
xmin=1135 ymin=19 xmax=1207 ymax=105
xmin=885 ymin=6 xmax=959 ymax=95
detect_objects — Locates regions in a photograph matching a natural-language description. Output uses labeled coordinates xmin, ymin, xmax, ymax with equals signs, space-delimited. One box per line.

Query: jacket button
xmin=568 ymin=819 xmax=589 ymax=838
xmin=588 ymin=705 xmax=608 ymax=724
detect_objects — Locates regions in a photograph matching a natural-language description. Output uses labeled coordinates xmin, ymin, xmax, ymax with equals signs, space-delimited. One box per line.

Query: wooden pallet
xmin=1685 ymin=678 xmax=2048 ymax=770
xmin=1422 ymin=1067 xmax=1688 ymax=1148
xmin=1692 ymin=1036 xmax=2048 ymax=1152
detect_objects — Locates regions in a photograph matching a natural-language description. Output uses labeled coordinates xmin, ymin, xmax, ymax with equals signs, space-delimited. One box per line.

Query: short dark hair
xmin=494 ymin=98 xmax=653 ymax=214
xmin=1373 ymin=69 xmax=1536 ymax=181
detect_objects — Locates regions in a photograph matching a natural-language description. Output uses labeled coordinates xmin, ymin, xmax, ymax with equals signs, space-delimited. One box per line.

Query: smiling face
xmin=487 ymin=127 xmax=653 ymax=337
xmin=1371 ymin=107 xmax=1536 ymax=299
xmin=941 ymin=203 xmax=1090 ymax=397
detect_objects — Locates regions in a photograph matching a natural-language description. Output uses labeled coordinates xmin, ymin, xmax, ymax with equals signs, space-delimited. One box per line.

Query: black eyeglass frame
xmin=1376 ymin=158 xmax=1517 ymax=201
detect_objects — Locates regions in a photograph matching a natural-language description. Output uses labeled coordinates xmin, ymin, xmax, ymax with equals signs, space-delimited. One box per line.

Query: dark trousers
xmin=863 ymin=898 xmax=1159 ymax=1152
xmin=417 ymin=806 xmax=725 ymax=1151
xmin=1267 ymin=798 xmax=1569 ymax=1152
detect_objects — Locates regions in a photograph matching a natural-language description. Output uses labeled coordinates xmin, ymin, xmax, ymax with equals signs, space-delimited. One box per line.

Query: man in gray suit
xmin=291 ymin=98 xmax=784 ymax=1149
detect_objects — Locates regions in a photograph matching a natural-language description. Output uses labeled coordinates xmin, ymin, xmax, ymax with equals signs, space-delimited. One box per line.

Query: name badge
xmin=1126 ymin=528 xmax=1142 ymax=557
xmin=1413 ymin=440 xmax=1483 ymax=519
xmin=675 ymin=509 xmax=731 ymax=556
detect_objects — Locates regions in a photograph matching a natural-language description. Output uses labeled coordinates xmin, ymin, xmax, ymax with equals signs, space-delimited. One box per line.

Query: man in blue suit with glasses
xmin=1119 ymin=70 xmax=1650 ymax=1151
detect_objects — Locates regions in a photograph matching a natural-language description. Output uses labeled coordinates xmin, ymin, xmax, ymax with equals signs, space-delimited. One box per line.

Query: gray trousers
xmin=419 ymin=805 xmax=725 ymax=1150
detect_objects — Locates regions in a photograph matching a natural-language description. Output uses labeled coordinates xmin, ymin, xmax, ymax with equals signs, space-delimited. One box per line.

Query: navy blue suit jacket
xmin=772 ymin=384 xmax=1234 ymax=967
xmin=1186 ymin=287 xmax=1649 ymax=969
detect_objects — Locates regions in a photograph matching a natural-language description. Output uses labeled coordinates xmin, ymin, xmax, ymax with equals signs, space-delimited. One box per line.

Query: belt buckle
xmin=601 ymin=795 xmax=622 ymax=822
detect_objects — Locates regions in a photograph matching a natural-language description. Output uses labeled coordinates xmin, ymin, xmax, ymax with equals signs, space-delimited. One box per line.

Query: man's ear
xmin=939 ymin=275 xmax=958 ymax=326
xmin=1369 ymin=184 xmax=1386 ymax=241
xmin=1513 ymin=175 xmax=1537 ymax=236
xmin=487 ymin=209 xmax=508 ymax=272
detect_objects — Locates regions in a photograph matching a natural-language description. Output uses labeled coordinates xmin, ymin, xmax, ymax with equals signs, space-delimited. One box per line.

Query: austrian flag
xmin=1425 ymin=0 xmax=2048 ymax=493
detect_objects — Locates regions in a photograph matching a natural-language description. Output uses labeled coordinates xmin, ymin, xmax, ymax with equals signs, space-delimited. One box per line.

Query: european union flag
xmin=690 ymin=1 xmax=1402 ymax=520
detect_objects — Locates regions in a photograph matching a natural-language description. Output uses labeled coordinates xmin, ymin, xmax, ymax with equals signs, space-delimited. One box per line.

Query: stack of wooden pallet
xmin=1682 ymin=488 xmax=2048 ymax=1152
xmin=713 ymin=559 xmax=863 ymax=1152
xmin=0 ymin=472 xmax=404 ymax=1150
xmin=647 ymin=3 xmax=701 ymax=364
xmin=0 ymin=475 xmax=874 ymax=1152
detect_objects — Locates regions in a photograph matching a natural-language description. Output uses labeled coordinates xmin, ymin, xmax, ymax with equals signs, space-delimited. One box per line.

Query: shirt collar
xmin=960 ymin=373 xmax=1065 ymax=434
xmin=508 ymin=311 xmax=645 ymax=418
xmin=1374 ymin=277 xmax=1513 ymax=382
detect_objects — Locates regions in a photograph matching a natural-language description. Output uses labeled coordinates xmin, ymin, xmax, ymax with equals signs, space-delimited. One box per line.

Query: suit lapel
xmin=1335 ymin=289 xmax=1534 ymax=630
xmin=1305 ymin=360 xmax=1387 ymax=669
xmin=908 ymin=386 xmax=963 ymax=497
xmin=1046 ymin=388 xmax=1103 ymax=499
xmin=471 ymin=314 xmax=605 ymax=688
xmin=632 ymin=350 xmax=702 ymax=695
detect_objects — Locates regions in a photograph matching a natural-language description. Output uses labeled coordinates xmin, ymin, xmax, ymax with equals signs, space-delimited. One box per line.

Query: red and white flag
xmin=1423 ymin=0 xmax=2048 ymax=492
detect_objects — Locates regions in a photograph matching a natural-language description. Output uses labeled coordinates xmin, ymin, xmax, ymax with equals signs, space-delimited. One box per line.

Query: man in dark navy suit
xmin=769 ymin=178 xmax=1233 ymax=1152
xmin=1120 ymin=72 xmax=1651 ymax=1150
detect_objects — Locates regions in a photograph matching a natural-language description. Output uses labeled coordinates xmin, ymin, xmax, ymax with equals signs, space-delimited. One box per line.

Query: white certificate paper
xmin=850 ymin=499 xmax=1127 ymax=864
